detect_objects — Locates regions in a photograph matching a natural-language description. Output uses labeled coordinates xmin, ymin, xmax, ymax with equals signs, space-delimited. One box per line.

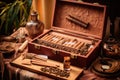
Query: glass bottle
xmin=63 ymin=56 xmax=71 ymax=71
xmin=26 ymin=11 xmax=44 ymax=38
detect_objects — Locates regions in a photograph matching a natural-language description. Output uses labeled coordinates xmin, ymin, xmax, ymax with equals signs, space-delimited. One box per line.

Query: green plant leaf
xmin=0 ymin=0 xmax=32 ymax=35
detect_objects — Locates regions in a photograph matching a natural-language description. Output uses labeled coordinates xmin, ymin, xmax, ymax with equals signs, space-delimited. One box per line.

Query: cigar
xmin=52 ymin=35 xmax=63 ymax=44
xmin=56 ymin=37 xmax=64 ymax=44
xmin=41 ymin=34 xmax=50 ymax=40
xmin=41 ymin=34 xmax=53 ymax=41
xmin=18 ymin=40 xmax=28 ymax=52
xmin=72 ymin=41 xmax=80 ymax=48
xmin=23 ymin=52 xmax=48 ymax=61
xmin=53 ymin=37 xmax=65 ymax=49
xmin=74 ymin=42 xmax=81 ymax=49
xmin=87 ymin=45 xmax=94 ymax=52
xmin=79 ymin=43 xmax=91 ymax=55
xmin=31 ymin=59 xmax=59 ymax=67
xmin=62 ymin=39 xmax=71 ymax=46
xmin=46 ymin=34 xmax=55 ymax=42
xmin=76 ymin=42 xmax=85 ymax=50
xmin=49 ymin=35 xmax=59 ymax=43
xmin=43 ymin=34 xmax=52 ymax=41
xmin=68 ymin=39 xmax=78 ymax=47
xmin=54 ymin=36 xmax=63 ymax=44
xmin=66 ymin=14 xmax=89 ymax=28
xmin=65 ymin=40 xmax=72 ymax=47
xmin=57 ymin=38 xmax=65 ymax=45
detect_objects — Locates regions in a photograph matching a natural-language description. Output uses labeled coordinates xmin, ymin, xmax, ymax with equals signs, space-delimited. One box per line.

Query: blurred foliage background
xmin=0 ymin=0 xmax=32 ymax=35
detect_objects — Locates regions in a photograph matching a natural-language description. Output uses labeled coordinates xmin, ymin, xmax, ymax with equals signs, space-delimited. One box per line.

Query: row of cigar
xmin=37 ymin=33 xmax=95 ymax=55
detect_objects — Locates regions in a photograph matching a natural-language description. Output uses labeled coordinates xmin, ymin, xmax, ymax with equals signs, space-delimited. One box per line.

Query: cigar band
xmin=52 ymin=37 xmax=59 ymax=41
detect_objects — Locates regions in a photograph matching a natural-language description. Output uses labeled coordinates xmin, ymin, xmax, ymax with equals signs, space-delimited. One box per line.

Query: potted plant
xmin=0 ymin=0 xmax=32 ymax=35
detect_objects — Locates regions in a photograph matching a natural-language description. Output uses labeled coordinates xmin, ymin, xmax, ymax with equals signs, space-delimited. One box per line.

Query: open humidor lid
xmin=51 ymin=0 xmax=107 ymax=40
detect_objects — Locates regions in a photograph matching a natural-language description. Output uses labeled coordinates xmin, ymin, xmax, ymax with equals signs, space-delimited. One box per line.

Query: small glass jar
xmin=26 ymin=11 xmax=44 ymax=38
xmin=63 ymin=56 xmax=71 ymax=71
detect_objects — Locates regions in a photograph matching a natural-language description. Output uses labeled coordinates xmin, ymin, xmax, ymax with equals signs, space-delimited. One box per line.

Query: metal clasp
xmin=71 ymin=54 xmax=77 ymax=59
xmin=52 ymin=49 xmax=59 ymax=55
xmin=34 ymin=44 xmax=41 ymax=50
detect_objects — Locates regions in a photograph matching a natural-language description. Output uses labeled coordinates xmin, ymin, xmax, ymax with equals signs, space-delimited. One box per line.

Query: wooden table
xmin=2 ymin=27 xmax=120 ymax=80
xmin=2 ymin=27 xmax=83 ymax=80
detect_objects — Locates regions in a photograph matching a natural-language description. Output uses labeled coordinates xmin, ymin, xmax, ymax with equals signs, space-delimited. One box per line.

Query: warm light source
xmin=32 ymin=0 xmax=55 ymax=29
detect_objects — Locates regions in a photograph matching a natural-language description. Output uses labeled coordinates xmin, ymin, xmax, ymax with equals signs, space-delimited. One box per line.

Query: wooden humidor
xmin=28 ymin=0 xmax=107 ymax=68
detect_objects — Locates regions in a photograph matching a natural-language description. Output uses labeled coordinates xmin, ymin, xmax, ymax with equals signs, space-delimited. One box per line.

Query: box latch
xmin=71 ymin=54 xmax=77 ymax=59
xmin=34 ymin=44 xmax=41 ymax=50
xmin=52 ymin=49 xmax=59 ymax=55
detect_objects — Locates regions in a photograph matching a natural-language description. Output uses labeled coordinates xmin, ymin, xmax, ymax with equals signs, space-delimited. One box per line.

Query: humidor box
xmin=28 ymin=0 xmax=107 ymax=68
